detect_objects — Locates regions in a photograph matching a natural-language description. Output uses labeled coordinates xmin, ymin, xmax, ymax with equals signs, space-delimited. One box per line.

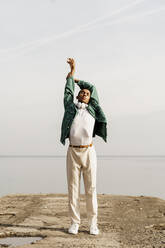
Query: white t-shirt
xmin=69 ymin=102 xmax=95 ymax=145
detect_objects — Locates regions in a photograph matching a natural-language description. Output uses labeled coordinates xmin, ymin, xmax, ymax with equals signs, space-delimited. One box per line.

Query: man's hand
xmin=66 ymin=58 xmax=75 ymax=79
xmin=74 ymin=78 xmax=80 ymax=83
xmin=67 ymin=58 xmax=75 ymax=70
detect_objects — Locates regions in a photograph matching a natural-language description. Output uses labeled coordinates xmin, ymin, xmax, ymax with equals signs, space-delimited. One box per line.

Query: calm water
xmin=0 ymin=156 xmax=165 ymax=200
xmin=0 ymin=237 xmax=42 ymax=247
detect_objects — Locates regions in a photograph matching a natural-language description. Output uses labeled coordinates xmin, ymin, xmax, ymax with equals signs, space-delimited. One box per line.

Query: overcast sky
xmin=0 ymin=0 xmax=165 ymax=156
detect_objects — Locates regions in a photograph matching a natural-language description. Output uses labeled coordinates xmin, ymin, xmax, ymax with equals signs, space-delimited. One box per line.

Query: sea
xmin=0 ymin=156 xmax=165 ymax=200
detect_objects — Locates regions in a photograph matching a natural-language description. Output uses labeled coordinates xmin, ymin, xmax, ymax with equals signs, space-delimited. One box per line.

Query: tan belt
xmin=69 ymin=143 xmax=93 ymax=148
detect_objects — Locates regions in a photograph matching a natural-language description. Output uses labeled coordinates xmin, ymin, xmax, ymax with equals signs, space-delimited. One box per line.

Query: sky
xmin=0 ymin=0 xmax=165 ymax=156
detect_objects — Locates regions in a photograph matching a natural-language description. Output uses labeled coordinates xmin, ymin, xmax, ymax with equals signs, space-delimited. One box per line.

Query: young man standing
xmin=60 ymin=58 xmax=107 ymax=235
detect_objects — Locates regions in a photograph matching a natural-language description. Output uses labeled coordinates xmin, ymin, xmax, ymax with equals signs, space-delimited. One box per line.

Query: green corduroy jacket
xmin=60 ymin=76 xmax=107 ymax=145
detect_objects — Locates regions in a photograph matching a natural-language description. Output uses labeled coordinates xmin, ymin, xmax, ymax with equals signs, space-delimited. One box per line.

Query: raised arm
xmin=66 ymin=58 xmax=75 ymax=79
xmin=64 ymin=58 xmax=76 ymax=109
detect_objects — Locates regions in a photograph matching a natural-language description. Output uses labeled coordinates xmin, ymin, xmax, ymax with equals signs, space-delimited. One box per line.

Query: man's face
xmin=76 ymin=89 xmax=91 ymax=104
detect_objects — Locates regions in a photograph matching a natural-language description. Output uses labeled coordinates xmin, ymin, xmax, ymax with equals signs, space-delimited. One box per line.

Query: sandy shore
xmin=0 ymin=193 xmax=165 ymax=247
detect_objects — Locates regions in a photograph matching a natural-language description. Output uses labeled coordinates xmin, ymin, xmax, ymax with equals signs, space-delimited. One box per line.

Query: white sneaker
xmin=90 ymin=225 xmax=99 ymax=235
xmin=68 ymin=223 xmax=79 ymax=234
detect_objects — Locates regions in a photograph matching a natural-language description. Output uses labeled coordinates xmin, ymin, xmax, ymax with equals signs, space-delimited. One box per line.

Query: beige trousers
xmin=66 ymin=145 xmax=98 ymax=226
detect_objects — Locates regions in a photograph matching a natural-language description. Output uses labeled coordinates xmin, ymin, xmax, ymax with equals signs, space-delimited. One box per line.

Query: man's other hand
xmin=74 ymin=78 xmax=80 ymax=83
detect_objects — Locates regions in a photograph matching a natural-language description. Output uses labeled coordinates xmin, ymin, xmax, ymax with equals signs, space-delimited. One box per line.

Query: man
xmin=60 ymin=58 xmax=107 ymax=235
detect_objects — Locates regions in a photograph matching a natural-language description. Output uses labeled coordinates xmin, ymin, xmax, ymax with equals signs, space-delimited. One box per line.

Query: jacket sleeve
xmin=76 ymin=80 xmax=99 ymax=104
xmin=63 ymin=76 xmax=75 ymax=109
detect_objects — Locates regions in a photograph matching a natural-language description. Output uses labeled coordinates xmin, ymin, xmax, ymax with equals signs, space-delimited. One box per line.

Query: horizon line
xmin=0 ymin=155 xmax=165 ymax=158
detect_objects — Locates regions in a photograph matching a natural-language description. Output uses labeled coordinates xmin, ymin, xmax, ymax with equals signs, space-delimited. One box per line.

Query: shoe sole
xmin=68 ymin=230 xmax=78 ymax=234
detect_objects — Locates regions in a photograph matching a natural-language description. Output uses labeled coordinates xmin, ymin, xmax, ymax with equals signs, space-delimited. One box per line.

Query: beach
xmin=0 ymin=193 xmax=165 ymax=247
